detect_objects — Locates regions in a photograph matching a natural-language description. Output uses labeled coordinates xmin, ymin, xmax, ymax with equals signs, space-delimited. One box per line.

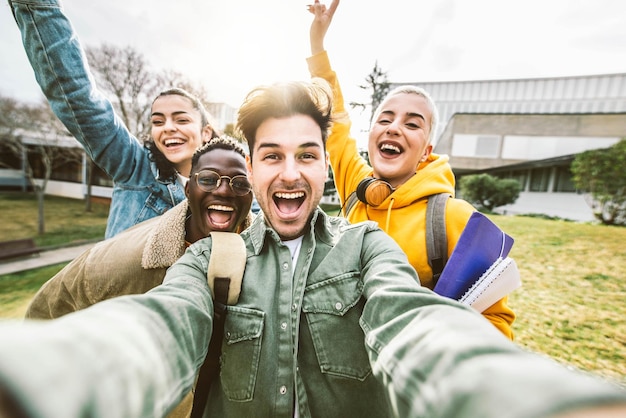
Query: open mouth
xmin=273 ymin=192 xmax=305 ymax=215
xmin=380 ymin=142 xmax=402 ymax=156
xmin=207 ymin=204 xmax=236 ymax=230
xmin=164 ymin=138 xmax=185 ymax=148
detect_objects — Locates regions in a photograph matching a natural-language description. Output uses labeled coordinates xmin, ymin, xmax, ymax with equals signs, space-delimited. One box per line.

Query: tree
xmin=460 ymin=173 xmax=521 ymax=212
xmin=571 ymin=139 xmax=626 ymax=226
xmin=349 ymin=61 xmax=391 ymax=125
xmin=0 ymin=95 xmax=84 ymax=234
xmin=84 ymin=44 xmax=161 ymax=209
xmin=87 ymin=45 xmax=218 ymax=137
xmin=86 ymin=44 xmax=161 ymax=137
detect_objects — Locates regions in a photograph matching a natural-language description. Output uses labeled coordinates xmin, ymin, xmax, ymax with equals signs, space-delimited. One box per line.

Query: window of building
xmin=26 ymin=145 xmax=83 ymax=182
xmin=452 ymin=134 xmax=501 ymax=157
xmin=51 ymin=158 xmax=82 ymax=182
xmin=529 ymin=167 xmax=551 ymax=192
xmin=509 ymin=170 xmax=528 ymax=190
xmin=554 ymin=165 xmax=576 ymax=192
xmin=90 ymin=164 xmax=113 ymax=187
xmin=0 ymin=143 xmax=23 ymax=169
xmin=475 ymin=135 xmax=500 ymax=157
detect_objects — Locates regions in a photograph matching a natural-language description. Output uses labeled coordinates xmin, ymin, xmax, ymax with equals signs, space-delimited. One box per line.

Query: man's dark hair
xmin=236 ymin=79 xmax=333 ymax=157
xmin=189 ymin=136 xmax=248 ymax=177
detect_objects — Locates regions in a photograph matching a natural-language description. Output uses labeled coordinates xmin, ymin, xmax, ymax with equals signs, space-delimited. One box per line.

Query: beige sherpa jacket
xmin=26 ymin=200 xmax=191 ymax=320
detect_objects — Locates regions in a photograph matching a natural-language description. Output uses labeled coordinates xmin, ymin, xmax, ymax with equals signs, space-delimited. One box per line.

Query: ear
xmin=184 ymin=176 xmax=191 ymax=198
xmin=325 ymin=151 xmax=330 ymax=180
xmin=421 ymin=144 xmax=433 ymax=162
xmin=201 ymin=125 xmax=214 ymax=143
xmin=246 ymin=155 xmax=253 ymax=181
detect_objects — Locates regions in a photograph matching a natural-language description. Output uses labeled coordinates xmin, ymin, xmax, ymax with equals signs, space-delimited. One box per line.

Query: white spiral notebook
xmin=459 ymin=256 xmax=521 ymax=312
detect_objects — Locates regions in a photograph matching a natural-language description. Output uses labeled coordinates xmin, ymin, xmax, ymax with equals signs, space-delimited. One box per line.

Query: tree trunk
xmin=37 ymin=185 xmax=45 ymax=235
xmin=85 ymin=159 xmax=93 ymax=212
xmin=38 ymin=155 xmax=52 ymax=236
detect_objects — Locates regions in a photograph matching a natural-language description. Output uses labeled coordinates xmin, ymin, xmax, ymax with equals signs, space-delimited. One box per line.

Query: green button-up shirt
xmin=189 ymin=208 xmax=412 ymax=417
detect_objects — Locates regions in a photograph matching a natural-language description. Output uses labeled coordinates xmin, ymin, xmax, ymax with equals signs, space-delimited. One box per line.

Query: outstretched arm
xmin=8 ymin=0 xmax=146 ymax=184
xmin=306 ymin=0 xmax=372 ymax=209
xmin=0 ymin=249 xmax=214 ymax=418
xmin=308 ymin=0 xmax=340 ymax=55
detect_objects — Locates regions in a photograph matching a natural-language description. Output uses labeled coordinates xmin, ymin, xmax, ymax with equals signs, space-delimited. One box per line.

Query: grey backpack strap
xmin=426 ymin=193 xmax=451 ymax=286
xmin=344 ymin=191 xmax=359 ymax=217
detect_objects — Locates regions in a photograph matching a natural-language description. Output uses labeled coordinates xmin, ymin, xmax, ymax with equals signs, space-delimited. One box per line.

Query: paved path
xmin=0 ymin=242 xmax=98 ymax=276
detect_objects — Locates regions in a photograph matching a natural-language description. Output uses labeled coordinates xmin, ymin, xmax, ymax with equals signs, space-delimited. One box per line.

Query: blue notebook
xmin=433 ymin=212 xmax=514 ymax=301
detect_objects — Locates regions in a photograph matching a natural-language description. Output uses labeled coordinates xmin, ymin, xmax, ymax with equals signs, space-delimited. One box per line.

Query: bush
xmin=571 ymin=138 xmax=626 ymax=226
xmin=460 ymin=174 xmax=521 ymax=212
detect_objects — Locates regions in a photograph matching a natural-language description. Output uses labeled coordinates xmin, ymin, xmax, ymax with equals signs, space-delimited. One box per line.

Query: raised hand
xmin=307 ymin=0 xmax=340 ymax=55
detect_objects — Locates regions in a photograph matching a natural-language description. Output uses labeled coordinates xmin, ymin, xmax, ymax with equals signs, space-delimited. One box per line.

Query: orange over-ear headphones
xmin=356 ymin=177 xmax=394 ymax=206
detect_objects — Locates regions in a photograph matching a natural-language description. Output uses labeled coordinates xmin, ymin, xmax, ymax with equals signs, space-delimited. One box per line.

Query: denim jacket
xmin=1 ymin=208 xmax=625 ymax=417
xmin=10 ymin=0 xmax=185 ymax=238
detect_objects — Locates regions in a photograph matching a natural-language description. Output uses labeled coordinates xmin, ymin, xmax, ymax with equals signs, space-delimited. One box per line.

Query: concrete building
xmin=0 ymin=130 xmax=113 ymax=200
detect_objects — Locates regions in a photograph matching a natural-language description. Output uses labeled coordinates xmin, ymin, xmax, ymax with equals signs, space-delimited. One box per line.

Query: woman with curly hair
xmin=10 ymin=0 xmax=218 ymax=238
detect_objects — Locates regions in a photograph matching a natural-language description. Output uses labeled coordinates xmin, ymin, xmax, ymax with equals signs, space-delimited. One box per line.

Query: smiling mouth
xmin=380 ymin=143 xmax=401 ymax=155
xmin=164 ymin=138 xmax=185 ymax=148
xmin=273 ymin=192 xmax=305 ymax=215
xmin=207 ymin=204 xmax=235 ymax=230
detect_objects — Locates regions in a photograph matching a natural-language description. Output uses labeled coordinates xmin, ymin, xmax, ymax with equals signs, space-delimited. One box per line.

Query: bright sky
xmin=1 ymin=0 xmax=625 ymax=142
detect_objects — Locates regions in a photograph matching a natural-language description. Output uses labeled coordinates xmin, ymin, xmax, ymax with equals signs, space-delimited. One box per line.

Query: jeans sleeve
xmin=8 ymin=0 xmax=146 ymax=184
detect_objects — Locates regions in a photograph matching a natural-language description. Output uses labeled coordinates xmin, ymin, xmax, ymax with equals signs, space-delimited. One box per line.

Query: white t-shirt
xmin=282 ymin=235 xmax=304 ymax=418
xmin=283 ymin=236 xmax=303 ymax=272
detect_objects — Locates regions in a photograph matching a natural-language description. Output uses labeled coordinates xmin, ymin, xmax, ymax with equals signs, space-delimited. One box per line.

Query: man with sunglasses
xmin=25 ymin=136 xmax=254 ymax=320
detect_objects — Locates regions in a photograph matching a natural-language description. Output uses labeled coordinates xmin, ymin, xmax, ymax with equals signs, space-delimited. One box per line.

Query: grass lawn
xmin=0 ymin=191 xmax=109 ymax=247
xmin=0 ymin=193 xmax=624 ymax=386
xmin=0 ymin=191 xmax=107 ymax=317
xmin=492 ymin=214 xmax=626 ymax=386
xmin=0 ymin=264 xmax=66 ymax=318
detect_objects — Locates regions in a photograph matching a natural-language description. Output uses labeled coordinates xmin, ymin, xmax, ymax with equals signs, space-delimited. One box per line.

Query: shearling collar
xmin=141 ymin=200 xmax=188 ymax=269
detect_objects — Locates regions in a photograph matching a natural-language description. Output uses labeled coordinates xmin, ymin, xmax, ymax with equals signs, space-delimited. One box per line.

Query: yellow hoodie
xmin=308 ymin=51 xmax=515 ymax=339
